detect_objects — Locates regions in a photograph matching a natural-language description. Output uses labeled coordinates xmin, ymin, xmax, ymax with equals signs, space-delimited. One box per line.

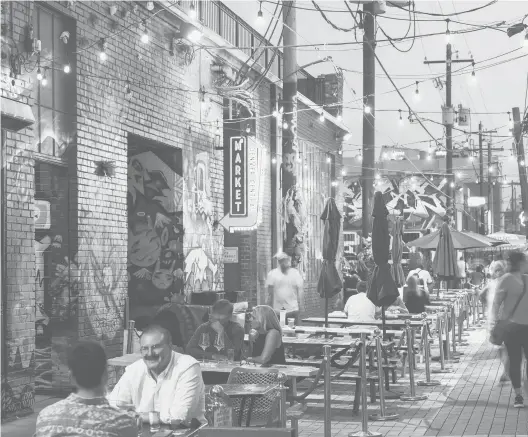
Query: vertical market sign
xmin=221 ymin=136 xmax=265 ymax=232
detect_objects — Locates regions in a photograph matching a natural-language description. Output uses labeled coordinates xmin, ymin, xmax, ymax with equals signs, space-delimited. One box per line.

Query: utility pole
xmin=361 ymin=2 xmax=376 ymax=239
xmin=281 ymin=1 xmax=301 ymax=262
xmin=479 ymin=122 xmax=485 ymax=234
xmin=424 ymin=23 xmax=473 ymax=214
xmin=512 ymin=107 xmax=528 ymax=238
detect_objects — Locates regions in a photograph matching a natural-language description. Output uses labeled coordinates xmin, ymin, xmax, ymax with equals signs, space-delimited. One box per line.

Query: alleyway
xmin=2 ymin=327 xmax=527 ymax=437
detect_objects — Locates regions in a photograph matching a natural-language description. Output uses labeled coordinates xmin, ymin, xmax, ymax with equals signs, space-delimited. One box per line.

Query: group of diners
xmin=35 ymin=300 xmax=287 ymax=437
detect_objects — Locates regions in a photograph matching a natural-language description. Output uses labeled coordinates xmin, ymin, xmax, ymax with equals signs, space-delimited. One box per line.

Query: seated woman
xmin=385 ymin=295 xmax=410 ymax=315
xmin=246 ymin=305 xmax=286 ymax=365
xmin=403 ymin=275 xmax=430 ymax=314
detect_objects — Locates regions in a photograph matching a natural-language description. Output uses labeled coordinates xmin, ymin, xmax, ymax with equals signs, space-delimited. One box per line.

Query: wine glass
xmin=199 ymin=333 xmax=210 ymax=363
xmin=214 ymin=333 xmax=225 ymax=364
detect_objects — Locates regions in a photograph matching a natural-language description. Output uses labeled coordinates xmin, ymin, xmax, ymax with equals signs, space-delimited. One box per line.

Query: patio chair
xmin=227 ymin=367 xmax=280 ymax=427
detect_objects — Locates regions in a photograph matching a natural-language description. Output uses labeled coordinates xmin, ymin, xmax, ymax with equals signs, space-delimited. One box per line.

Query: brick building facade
xmin=1 ymin=0 xmax=346 ymax=420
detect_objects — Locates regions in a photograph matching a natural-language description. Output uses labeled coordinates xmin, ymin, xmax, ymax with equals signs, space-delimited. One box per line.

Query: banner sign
xmin=221 ymin=137 xmax=265 ymax=232
xmin=230 ymin=136 xmax=248 ymax=217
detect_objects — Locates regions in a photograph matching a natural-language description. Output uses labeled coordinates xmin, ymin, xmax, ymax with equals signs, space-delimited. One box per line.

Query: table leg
xmin=290 ymin=377 xmax=299 ymax=432
xmin=238 ymin=397 xmax=247 ymax=426
xmin=245 ymin=396 xmax=255 ymax=427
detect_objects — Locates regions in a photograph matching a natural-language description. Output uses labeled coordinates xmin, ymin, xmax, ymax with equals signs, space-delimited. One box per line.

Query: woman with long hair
xmin=246 ymin=305 xmax=286 ymax=365
xmin=491 ymin=251 xmax=528 ymax=408
xmin=404 ymin=275 xmax=430 ymax=314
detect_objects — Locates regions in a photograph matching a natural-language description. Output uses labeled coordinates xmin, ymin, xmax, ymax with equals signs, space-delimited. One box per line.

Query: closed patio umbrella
xmin=317 ymin=198 xmax=343 ymax=327
xmin=433 ymin=222 xmax=460 ymax=294
xmin=367 ymin=192 xmax=400 ymax=338
xmin=391 ymin=217 xmax=405 ymax=287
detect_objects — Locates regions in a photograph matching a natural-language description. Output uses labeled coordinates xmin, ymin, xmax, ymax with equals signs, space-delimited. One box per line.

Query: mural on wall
xmin=344 ymin=175 xmax=448 ymax=233
xmin=182 ymin=150 xmax=223 ymax=298
xmin=127 ymin=140 xmax=185 ymax=325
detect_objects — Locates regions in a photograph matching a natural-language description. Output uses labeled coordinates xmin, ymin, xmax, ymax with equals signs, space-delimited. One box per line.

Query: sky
xmin=225 ymin=0 xmax=528 ymax=182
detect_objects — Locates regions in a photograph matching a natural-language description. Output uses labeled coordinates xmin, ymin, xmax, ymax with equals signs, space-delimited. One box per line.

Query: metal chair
xmin=227 ymin=367 xmax=280 ymax=427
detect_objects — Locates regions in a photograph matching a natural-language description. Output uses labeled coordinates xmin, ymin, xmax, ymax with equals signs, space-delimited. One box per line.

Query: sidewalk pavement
xmin=1 ymin=327 xmax=527 ymax=437
xmin=297 ymin=328 xmax=528 ymax=437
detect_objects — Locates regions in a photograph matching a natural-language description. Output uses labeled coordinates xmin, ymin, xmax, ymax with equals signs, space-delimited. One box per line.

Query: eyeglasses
xmin=140 ymin=343 xmax=165 ymax=355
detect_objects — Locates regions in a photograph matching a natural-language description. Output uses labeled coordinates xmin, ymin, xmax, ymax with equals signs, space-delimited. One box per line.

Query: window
xmin=32 ymin=5 xmax=76 ymax=157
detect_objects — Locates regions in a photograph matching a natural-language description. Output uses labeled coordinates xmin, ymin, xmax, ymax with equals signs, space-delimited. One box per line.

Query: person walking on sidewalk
xmin=491 ymin=251 xmax=528 ymax=408
xmin=266 ymin=252 xmax=304 ymax=324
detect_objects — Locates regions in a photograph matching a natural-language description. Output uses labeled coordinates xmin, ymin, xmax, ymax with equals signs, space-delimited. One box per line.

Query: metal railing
xmin=177 ymin=1 xmax=316 ymax=82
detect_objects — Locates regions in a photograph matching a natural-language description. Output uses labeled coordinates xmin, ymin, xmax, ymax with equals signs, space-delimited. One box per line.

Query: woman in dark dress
xmin=403 ymin=275 xmax=430 ymax=314
xmin=247 ymin=305 xmax=286 ymax=365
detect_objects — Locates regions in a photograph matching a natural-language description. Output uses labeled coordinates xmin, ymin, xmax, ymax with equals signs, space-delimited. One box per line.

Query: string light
xmin=256 ymin=1 xmax=264 ymax=27
xmin=271 ymin=157 xmax=277 ymax=164
xmin=189 ymin=2 xmax=197 ymax=20
xmin=398 ymin=109 xmax=403 ymax=125
xmin=426 ymin=154 xmax=432 ymax=161
xmin=188 ymin=29 xmax=202 ymax=44
xmin=508 ymin=111 xmax=513 ymax=129
xmin=521 ymin=159 xmax=525 ymax=166
xmin=414 ymin=81 xmax=420 ymax=101
xmin=489 ymin=165 xmax=494 ymax=172
xmin=41 ymin=72 xmax=48 ymax=87
xmin=364 ymin=105 xmax=371 ymax=114
xmin=63 ymin=63 xmax=71 ymax=74
xmin=36 ymin=67 xmax=42 ymax=81
xmin=456 ymin=172 xmax=461 ymax=178
xmin=469 ymin=63 xmax=476 ymax=84
xmin=215 ymin=120 xmax=220 ymax=136
xmin=283 ymin=121 xmax=288 ymax=129
xmin=99 ymin=38 xmax=107 ymax=62
xmin=319 ymin=112 xmax=325 ymax=122
xmin=246 ymin=124 xmax=251 ymax=134
xmin=337 ymin=113 xmax=342 ymax=122
xmin=200 ymin=86 xmax=206 ymax=108
xmin=341 ymin=168 xmax=346 ymax=176
xmin=141 ymin=20 xmax=149 ymax=43
xmin=357 ymin=155 xmax=363 ymax=162
xmin=468 ymin=155 xmax=474 ymax=162
xmin=326 ymin=156 xmax=331 ymax=163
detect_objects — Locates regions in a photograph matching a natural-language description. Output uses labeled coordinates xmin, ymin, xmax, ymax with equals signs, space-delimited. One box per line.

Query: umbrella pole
xmin=325 ymin=298 xmax=329 ymax=328
xmin=382 ymin=306 xmax=387 ymax=340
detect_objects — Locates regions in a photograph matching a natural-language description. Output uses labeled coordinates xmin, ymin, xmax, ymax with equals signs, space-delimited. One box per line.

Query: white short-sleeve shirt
xmin=266 ymin=267 xmax=304 ymax=312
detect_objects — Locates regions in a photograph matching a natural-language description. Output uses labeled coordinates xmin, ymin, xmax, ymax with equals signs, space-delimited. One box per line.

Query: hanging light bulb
xmin=326 ymin=156 xmax=331 ymax=164
xmin=271 ymin=157 xmax=277 ymax=164
xmin=454 ymin=111 xmax=459 ymax=127
xmin=337 ymin=113 xmax=342 ymax=122
xmin=489 ymin=165 xmax=494 ymax=173
xmin=141 ymin=20 xmax=149 ymax=43
xmin=63 ymin=63 xmax=71 ymax=74
xmin=341 ymin=169 xmax=347 ymax=176
xmin=283 ymin=121 xmax=288 ymax=130
xmin=469 ymin=65 xmax=476 ymax=84
xmin=256 ymin=1 xmax=264 ymax=27
xmin=468 ymin=155 xmax=474 ymax=162
xmin=99 ymin=38 xmax=107 ymax=61
xmin=189 ymin=2 xmax=197 ymax=20
xmin=319 ymin=112 xmax=325 ymax=122
xmin=36 ymin=67 xmax=43 ymax=81
xmin=200 ymin=86 xmax=206 ymax=108
xmin=357 ymin=155 xmax=363 ymax=162
xmin=398 ymin=109 xmax=403 ymax=125
xmin=246 ymin=124 xmax=251 ymax=134
xmin=426 ymin=155 xmax=432 ymax=161
xmin=41 ymin=75 xmax=48 ymax=87
xmin=272 ymin=109 xmax=279 ymax=118
xmin=364 ymin=105 xmax=371 ymax=114
xmin=375 ymin=173 xmax=381 ymax=180
xmin=456 ymin=172 xmax=461 ymax=179
xmin=414 ymin=81 xmax=420 ymax=101
xmin=521 ymin=159 xmax=525 ymax=166
xmin=215 ymin=123 xmax=220 ymax=136
xmin=508 ymin=111 xmax=513 ymax=129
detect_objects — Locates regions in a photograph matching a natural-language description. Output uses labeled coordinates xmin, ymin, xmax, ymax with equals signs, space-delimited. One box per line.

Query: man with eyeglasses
xmin=110 ymin=324 xmax=206 ymax=428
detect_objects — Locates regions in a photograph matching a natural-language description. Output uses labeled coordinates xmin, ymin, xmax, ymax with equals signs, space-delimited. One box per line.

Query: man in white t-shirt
xmin=406 ymin=264 xmax=433 ymax=291
xmin=266 ymin=252 xmax=304 ymax=323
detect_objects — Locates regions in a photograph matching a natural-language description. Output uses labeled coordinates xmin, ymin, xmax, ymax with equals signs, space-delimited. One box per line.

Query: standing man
xmin=266 ymin=252 xmax=304 ymax=324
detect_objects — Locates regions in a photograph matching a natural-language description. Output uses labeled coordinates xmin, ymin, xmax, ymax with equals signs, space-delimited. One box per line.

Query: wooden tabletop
xmin=205 ymin=384 xmax=275 ymax=397
xmin=140 ymin=423 xmax=205 ymax=436
xmin=107 ymin=354 xmax=318 ymax=378
xmin=302 ymin=317 xmax=424 ymax=327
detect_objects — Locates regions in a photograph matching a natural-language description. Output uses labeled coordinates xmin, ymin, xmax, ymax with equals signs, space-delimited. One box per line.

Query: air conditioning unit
xmin=34 ymin=200 xmax=51 ymax=230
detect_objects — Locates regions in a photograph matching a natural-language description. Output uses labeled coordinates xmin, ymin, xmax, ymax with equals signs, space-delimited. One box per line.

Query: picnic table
xmin=302 ymin=317 xmax=424 ymax=329
xmin=141 ymin=422 xmax=206 ymax=436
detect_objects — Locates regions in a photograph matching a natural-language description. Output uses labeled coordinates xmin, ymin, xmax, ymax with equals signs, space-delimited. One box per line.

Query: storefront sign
xmin=229 ymin=136 xmax=247 ymax=217
xmin=223 ymin=247 xmax=239 ymax=263
xmin=221 ymin=137 xmax=265 ymax=232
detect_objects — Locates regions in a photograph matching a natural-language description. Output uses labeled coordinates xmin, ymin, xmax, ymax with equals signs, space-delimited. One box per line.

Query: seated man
xmin=110 ymin=325 xmax=206 ymax=427
xmin=186 ymin=299 xmax=245 ymax=362
xmin=35 ymin=341 xmax=137 ymax=437
xmin=344 ymin=281 xmax=378 ymax=328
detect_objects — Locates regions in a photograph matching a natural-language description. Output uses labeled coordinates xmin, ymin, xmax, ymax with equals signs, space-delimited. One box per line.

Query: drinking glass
xmin=115 ymin=402 xmax=142 ymax=436
xmin=227 ymin=348 xmax=235 ymax=364
xmin=199 ymin=333 xmax=210 ymax=363
xmin=214 ymin=333 xmax=225 ymax=364
xmin=149 ymin=411 xmax=161 ymax=433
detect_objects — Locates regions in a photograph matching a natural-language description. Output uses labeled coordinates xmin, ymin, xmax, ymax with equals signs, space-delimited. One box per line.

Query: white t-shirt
xmin=266 ymin=267 xmax=304 ymax=312
xmin=457 ymin=260 xmax=467 ymax=278
xmin=407 ymin=268 xmax=433 ymax=285
xmin=344 ymin=293 xmax=377 ymax=322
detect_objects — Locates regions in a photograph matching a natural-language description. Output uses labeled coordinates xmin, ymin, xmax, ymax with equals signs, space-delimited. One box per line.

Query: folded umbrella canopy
xmin=317 ymin=198 xmax=343 ymax=327
xmin=367 ymin=192 xmax=400 ymax=337
xmin=407 ymin=228 xmax=491 ymax=250
xmin=391 ymin=218 xmax=405 ymax=287
xmin=433 ymin=222 xmax=460 ymax=292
